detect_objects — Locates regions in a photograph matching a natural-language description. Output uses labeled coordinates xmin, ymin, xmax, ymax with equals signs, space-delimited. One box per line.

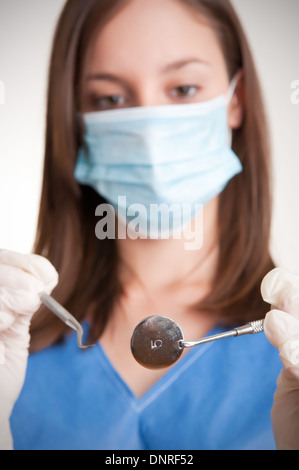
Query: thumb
xmin=261 ymin=267 xmax=299 ymax=318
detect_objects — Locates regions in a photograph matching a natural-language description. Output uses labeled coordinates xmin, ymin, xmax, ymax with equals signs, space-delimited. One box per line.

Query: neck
xmin=117 ymin=197 xmax=219 ymax=299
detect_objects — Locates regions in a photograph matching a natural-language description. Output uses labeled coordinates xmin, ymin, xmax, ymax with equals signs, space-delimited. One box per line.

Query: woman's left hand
xmin=261 ymin=268 xmax=299 ymax=450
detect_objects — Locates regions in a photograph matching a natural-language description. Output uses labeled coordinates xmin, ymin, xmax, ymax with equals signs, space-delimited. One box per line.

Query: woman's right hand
xmin=0 ymin=250 xmax=58 ymax=450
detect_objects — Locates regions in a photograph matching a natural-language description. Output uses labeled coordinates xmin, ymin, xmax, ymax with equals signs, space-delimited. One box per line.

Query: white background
xmin=0 ymin=0 xmax=298 ymax=270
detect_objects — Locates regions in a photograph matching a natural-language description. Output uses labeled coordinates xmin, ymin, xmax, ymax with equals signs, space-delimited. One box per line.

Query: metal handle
xmin=180 ymin=319 xmax=264 ymax=349
xmin=39 ymin=292 xmax=95 ymax=350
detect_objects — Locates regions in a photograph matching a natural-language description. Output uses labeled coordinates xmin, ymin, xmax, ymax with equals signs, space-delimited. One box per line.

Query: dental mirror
xmin=130 ymin=316 xmax=184 ymax=369
xmin=130 ymin=315 xmax=264 ymax=369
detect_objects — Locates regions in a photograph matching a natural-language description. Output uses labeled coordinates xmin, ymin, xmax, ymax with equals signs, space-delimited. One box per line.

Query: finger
xmin=0 ymin=287 xmax=42 ymax=316
xmin=0 ymin=289 xmax=41 ymax=350
xmin=0 ymin=314 xmax=31 ymax=351
xmin=0 ymin=310 xmax=16 ymax=332
xmin=261 ymin=267 xmax=299 ymax=319
xmin=264 ymin=309 xmax=299 ymax=348
xmin=264 ymin=309 xmax=299 ymax=369
xmin=0 ymin=265 xmax=45 ymax=293
xmin=0 ymin=250 xmax=58 ymax=292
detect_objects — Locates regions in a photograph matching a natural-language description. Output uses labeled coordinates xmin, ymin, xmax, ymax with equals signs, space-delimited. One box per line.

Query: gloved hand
xmin=0 ymin=250 xmax=58 ymax=450
xmin=261 ymin=268 xmax=299 ymax=450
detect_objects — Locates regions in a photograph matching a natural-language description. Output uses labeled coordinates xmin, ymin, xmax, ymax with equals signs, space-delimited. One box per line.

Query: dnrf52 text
xmin=105 ymin=453 xmax=194 ymax=466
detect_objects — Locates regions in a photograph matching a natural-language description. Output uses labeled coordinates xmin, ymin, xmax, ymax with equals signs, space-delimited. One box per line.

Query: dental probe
xmin=181 ymin=319 xmax=265 ymax=348
xmin=39 ymin=292 xmax=96 ymax=350
xmin=130 ymin=315 xmax=264 ymax=369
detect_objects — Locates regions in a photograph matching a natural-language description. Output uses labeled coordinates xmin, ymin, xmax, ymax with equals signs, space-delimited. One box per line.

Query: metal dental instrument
xmin=39 ymin=294 xmax=265 ymax=358
xmin=130 ymin=315 xmax=265 ymax=369
xmin=39 ymin=292 xmax=96 ymax=350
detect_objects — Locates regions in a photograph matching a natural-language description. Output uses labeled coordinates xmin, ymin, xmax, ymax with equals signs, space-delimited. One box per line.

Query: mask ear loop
xmin=226 ymin=72 xmax=241 ymax=147
xmin=226 ymin=75 xmax=239 ymax=106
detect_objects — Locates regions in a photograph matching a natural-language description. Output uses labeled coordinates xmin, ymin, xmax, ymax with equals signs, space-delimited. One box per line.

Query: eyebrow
xmin=161 ymin=57 xmax=211 ymax=73
xmin=86 ymin=58 xmax=210 ymax=82
xmin=86 ymin=73 xmax=125 ymax=83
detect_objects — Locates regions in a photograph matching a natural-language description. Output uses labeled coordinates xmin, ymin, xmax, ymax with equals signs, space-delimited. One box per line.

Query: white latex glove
xmin=0 ymin=250 xmax=58 ymax=450
xmin=261 ymin=268 xmax=299 ymax=450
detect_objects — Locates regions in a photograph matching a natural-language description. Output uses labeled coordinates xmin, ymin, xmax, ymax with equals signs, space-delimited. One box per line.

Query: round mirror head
xmin=130 ymin=316 xmax=184 ymax=369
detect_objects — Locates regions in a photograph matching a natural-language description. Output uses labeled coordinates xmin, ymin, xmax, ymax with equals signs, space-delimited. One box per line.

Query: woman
xmin=0 ymin=0 xmax=298 ymax=450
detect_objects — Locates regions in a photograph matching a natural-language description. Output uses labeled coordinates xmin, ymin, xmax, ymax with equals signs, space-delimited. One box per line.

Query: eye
xmin=93 ymin=94 xmax=126 ymax=110
xmin=171 ymin=85 xmax=199 ymax=99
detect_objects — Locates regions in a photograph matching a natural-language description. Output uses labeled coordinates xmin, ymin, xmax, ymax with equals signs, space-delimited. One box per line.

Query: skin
xmin=82 ymin=0 xmax=243 ymax=397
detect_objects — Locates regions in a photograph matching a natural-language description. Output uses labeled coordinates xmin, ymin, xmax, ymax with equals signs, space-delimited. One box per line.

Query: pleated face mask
xmin=75 ymin=79 xmax=242 ymax=240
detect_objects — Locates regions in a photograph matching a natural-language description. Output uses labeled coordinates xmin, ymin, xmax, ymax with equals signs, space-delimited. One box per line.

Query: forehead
xmin=86 ymin=0 xmax=226 ymax=76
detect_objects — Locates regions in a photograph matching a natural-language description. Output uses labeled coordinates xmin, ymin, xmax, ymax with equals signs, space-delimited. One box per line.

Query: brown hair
xmin=30 ymin=0 xmax=274 ymax=352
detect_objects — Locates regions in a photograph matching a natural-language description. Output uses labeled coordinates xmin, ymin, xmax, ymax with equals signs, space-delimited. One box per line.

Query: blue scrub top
xmin=10 ymin=324 xmax=282 ymax=450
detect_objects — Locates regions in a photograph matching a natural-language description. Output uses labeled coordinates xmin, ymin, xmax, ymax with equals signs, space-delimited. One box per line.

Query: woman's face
xmin=81 ymin=0 xmax=242 ymax=129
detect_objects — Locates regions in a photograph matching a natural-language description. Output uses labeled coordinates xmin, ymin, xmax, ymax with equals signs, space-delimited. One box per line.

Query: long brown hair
xmin=30 ymin=0 xmax=274 ymax=352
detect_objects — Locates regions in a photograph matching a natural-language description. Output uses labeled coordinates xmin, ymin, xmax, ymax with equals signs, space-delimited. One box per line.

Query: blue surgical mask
xmin=75 ymin=80 xmax=242 ymax=238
